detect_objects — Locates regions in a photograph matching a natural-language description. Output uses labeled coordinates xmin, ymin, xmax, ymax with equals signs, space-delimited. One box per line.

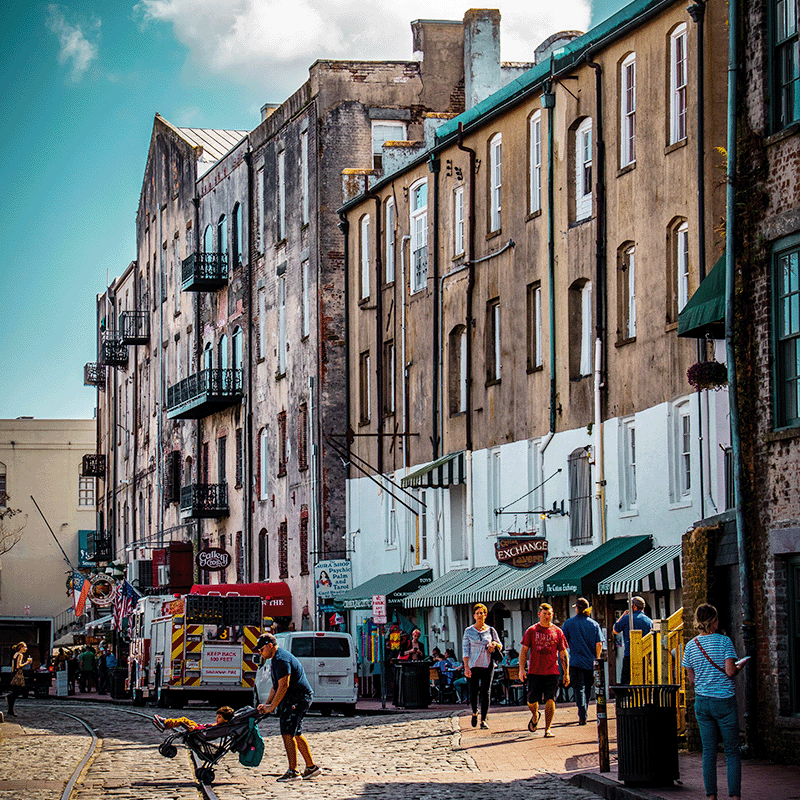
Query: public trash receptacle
xmin=612 ymin=684 xmax=680 ymax=785
xmin=394 ymin=661 xmax=431 ymax=709
xmin=109 ymin=669 xmax=129 ymax=700
xmin=34 ymin=671 xmax=52 ymax=698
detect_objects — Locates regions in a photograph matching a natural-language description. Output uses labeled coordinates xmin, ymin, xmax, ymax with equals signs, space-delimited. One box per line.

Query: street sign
xmin=372 ymin=594 xmax=387 ymax=624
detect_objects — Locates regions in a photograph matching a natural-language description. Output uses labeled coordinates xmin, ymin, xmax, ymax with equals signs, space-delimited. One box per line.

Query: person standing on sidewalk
xmin=255 ymin=633 xmax=321 ymax=783
xmin=77 ymin=645 xmax=97 ymax=693
xmin=462 ymin=603 xmax=503 ymax=729
xmin=612 ymin=596 xmax=652 ymax=684
xmin=561 ymin=598 xmax=603 ymax=725
xmin=519 ymin=603 xmax=569 ymax=738
xmin=682 ymin=604 xmax=745 ymax=800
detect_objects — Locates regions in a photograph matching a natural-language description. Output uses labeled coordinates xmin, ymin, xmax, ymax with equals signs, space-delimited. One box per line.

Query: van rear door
xmin=285 ymin=634 xmax=316 ymax=692
xmin=313 ymin=634 xmax=355 ymax=703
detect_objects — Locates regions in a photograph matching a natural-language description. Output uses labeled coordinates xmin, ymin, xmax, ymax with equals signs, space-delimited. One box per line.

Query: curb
xmin=567 ymin=772 xmax=665 ymax=800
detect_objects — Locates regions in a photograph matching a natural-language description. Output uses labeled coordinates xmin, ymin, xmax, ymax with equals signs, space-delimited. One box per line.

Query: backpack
xmin=238 ymin=718 xmax=264 ymax=767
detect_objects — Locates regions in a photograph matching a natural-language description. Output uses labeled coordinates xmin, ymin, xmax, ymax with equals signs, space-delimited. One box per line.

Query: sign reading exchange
xmin=495 ymin=536 xmax=548 ymax=569
xmin=196 ymin=547 xmax=232 ymax=572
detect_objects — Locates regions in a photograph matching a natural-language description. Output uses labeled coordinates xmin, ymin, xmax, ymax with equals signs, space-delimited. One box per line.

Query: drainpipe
xmin=399 ymin=234 xmax=411 ymax=468
xmin=338 ymin=213 xmax=351 ymax=483
xmin=193 ymin=196 xmax=203 ymax=558
xmin=724 ymin=0 xmax=754 ymax=753
xmin=157 ymin=204 xmax=165 ymax=549
xmin=456 ymin=123 xmax=475 ymax=454
xmin=244 ymin=145 xmax=254 ymax=580
xmin=586 ymin=55 xmax=608 ymax=544
xmin=429 ymin=155 xmax=441 ymax=459
xmin=365 ymin=182 xmax=384 ymax=476
xmin=541 ymin=77 xmax=557 ymax=440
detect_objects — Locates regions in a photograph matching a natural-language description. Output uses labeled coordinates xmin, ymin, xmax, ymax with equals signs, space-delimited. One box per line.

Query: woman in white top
xmin=462 ymin=603 xmax=502 ymax=729
xmin=682 ymin=604 xmax=745 ymax=800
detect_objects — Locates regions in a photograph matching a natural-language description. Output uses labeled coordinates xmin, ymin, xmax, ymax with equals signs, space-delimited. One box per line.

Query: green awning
xmin=677 ymin=255 xmax=726 ymax=339
xmin=335 ymin=569 xmax=432 ymax=610
xmin=542 ymin=535 xmax=653 ymax=596
xmin=400 ymin=451 xmax=465 ymax=489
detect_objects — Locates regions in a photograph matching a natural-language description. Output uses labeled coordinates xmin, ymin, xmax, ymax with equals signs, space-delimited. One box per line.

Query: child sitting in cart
xmin=153 ymin=705 xmax=234 ymax=732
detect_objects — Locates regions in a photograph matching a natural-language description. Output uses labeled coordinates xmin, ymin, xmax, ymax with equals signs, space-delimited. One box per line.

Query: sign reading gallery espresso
xmin=494 ymin=536 xmax=548 ymax=569
xmin=196 ymin=547 xmax=231 ymax=572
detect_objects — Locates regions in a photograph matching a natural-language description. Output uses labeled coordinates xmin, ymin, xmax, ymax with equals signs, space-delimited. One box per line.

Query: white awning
xmin=597 ymin=545 xmax=682 ymax=594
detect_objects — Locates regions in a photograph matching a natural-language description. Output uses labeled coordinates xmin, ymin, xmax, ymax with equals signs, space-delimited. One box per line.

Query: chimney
xmin=464 ymin=9 xmax=501 ymax=109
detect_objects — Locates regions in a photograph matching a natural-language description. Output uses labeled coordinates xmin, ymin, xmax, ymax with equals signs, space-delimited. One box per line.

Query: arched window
xmin=232 ymin=327 xmax=243 ymax=371
xmin=218 ymin=334 xmax=228 ymax=371
xmin=666 ymin=217 xmax=689 ymax=325
xmin=449 ymin=325 xmax=467 ymax=415
xmin=258 ymin=528 xmax=269 ymax=581
xmin=203 ymin=342 xmax=213 ymax=372
xmin=203 ymin=224 xmax=213 ymax=255
xmin=259 ymin=428 xmax=269 ymax=499
xmin=232 ymin=203 xmax=243 ymax=266
xmin=217 ymin=214 xmax=227 ymax=260
xmin=617 ymin=242 xmax=636 ymax=342
xmin=574 ymin=118 xmax=593 ymax=221
xmin=410 ymin=179 xmax=428 ymax=293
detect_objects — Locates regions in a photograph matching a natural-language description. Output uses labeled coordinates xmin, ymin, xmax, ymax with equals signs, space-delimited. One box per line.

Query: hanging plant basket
xmin=687 ymin=360 xmax=728 ymax=391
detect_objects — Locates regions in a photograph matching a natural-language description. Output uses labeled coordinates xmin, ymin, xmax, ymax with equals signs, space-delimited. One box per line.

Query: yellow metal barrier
xmin=628 ymin=608 xmax=685 ymax=732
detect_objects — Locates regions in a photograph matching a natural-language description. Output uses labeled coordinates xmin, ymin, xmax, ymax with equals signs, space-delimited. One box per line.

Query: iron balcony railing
xmin=166 ymin=368 xmax=244 ymax=419
xmin=82 ymin=453 xmax=106 ymax=478
xmin=100 ymin=334 xmax=128 ymax=367
xmin=119 ymin=310 xmax=149 ymax=344
xmin=182 ymin=252 xmax=229 ymax=292
xmin=180 ymin=483 xmax=229 ymax=519
xmin=87 ymin=528 xmax=113 ymax=561
xmin=84 ymin=362 xmax=105 ymax=387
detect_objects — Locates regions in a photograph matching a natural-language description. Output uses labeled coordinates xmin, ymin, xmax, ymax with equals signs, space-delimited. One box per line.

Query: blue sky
xmin=0 ymin=0 xmax=627 ymax=420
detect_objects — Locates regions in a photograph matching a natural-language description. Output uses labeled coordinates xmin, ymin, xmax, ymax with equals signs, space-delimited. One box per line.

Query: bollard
xmin=595 ymin=657 xmax=610 ymax=773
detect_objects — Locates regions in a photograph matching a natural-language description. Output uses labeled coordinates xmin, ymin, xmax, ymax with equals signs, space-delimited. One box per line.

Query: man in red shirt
xmin=518 ymin=603 xmax=570 ymax=737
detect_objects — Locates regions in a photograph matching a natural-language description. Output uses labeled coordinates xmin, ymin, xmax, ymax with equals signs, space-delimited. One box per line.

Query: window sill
xmin=765 ymin=121 xmax=800 ymax=147
xmin=526 ymin=209 xmax=542 ymax=222
xmin=619 ymin=509 xmax=639 ymax=519
xmin=358 ymin=297 xmax=372 ymax=308
xmin=774 ymin=714 xmax=800 ymax=729
xmin=485 ymin=378 xmax=501 ymax=388
xmin=527 ymin=364 xmax=544 ymax=374
xmin=275 ymin=238 xmax=287 ymax=250
xmin=298 ymin=465 xmax=308 ymax=472
xmin=358 ymin=418 xmax=371 ymax=428
xmin=570 ymin=215 xmax=593 ymax=229
xmin=669 ymin=499 xmax=693 ymax=510
xmin=452 ymin=252 xmax=465 ymax=262
xmin=665 ymin=138 xmax=687 ymax=155
xmin=615 ymin=336 xmax=636 ymax=348
xmin=275 ymin=371 xmax=286 ymax=381
xmin=664 ymin=321 xmax=678 ymax=332
xmin=486 ymin=229 xmax=502 ymax=241
xmin=617 ymin=162 xmax=636 ymax=178
xmin=449 ymin=410 xmax=467 ymax=418
xmin=382 ymin=280 xmax=396 ymax=290
xmin=277 ymin=471 xmax=287 ymax=479
xmin=765 ymin=426 xmax=800 ymax=442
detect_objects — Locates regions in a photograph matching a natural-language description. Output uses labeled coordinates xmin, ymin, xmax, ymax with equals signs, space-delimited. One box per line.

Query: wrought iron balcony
xmin=180 ymin=483 xmax=229 ymax=519
xmin=166 ymin=368 xmax=244 ymax=420
xmin=84 ymin=362 xmax=105 ymax=387
xmin=82 ymin=454 xmax=106 ymax=478
xmin=100 ymin=334 xmax=128 ymax=367
xmin=182 ymin=252 xmax=228 ymax=292
xmin=119 ymin=310 xmax=149 ymax=344
xmin=86 ymin=528 xmax=113 ymax=561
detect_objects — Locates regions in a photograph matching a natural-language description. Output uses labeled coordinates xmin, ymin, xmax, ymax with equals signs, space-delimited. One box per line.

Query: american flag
xmin=112 ymin=580 xmax=140 ymax=632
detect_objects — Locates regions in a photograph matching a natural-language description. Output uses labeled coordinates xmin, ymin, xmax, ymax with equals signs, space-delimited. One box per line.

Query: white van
xmin=254 ymin=631 xmax=358 ymax=717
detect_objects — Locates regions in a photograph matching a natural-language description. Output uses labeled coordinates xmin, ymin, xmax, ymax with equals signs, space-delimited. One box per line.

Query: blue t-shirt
xmin=562 ymin=613 xmax=603 ymax=670
xmin=270 ymin=647 xmax=313 ymax=704
xmin=613 ymin=610 xmax=653 ymax=655
xmin=682 ymin=633 xmax=737 ymax=698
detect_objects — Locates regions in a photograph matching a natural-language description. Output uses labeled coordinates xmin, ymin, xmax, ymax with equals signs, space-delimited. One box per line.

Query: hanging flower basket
xmin=687 ymin=360 xmax=728 ymax=391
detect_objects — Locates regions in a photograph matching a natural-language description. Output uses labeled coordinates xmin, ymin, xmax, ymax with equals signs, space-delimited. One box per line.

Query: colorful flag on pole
xmin=73 ymin=571 xmax=90 ymax=617
xmin=112 ymin=580 xmax=140 ymax=631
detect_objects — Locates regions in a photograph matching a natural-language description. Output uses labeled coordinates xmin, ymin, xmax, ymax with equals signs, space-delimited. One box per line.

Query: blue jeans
xmin=694 ymin=695 xmax=741 ymax=797
xmin=570 ymin=666 xmax=593 ymax=722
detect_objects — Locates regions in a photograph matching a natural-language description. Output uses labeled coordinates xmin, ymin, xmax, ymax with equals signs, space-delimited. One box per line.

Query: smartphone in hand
xmin=735 ymin=656 xmax=750 ymax=669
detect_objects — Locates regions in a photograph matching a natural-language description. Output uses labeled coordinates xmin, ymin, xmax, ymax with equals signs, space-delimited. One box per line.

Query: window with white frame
xmin=233 ymin=202 xmax=243 ymax=267
xmin=670 ymin=24 xmax=688 ymax=143
xmin=301 ymin=259 xmax=310 ymax=338
xmin=489 ymin=448 xmax=501 ymax=533
xmin=575 ymin=118 xmax=593 ymax=220
xmin=232 ymin=327 xmax=243 ymax=371
xmin=489 ymin=133 xmax=502 ymax=231
xmin=450 ymin=484 xmax=467 ymax=562
xmin=277 ymin=274 xmax=286 ymax=375
xmin=618 ymin=243 xmax=636 ymax=341
xmin=385 ymin=198 xmax=395 ymax=283
xmin=568 ymin=447 xmax=593 ymax=545
xmin=300 ymin=130 xmax=309 ymax=225
xmin=676 ymin=222 xmax=690 ymax=311
xmin=620 ymin=418 xmax=637 ymax=511
xmin=410 ymin=179 xmax=428 ymax=293
xmin=359 ymin=350 xmax=371 ymax=424
xmin=360 ymin=214 xmax=370 ymax=300
xmin=218 ymin=333 xmax=228 ymax=371
xmin=384 ymin=485 xmax=397 ymax=547
xmin=419 ymin=489 xmax=428 ymax=562
xmin=277 ymin=149 xmax=286 ymax=242
xmin=218 ymin=214 xmax=227 ymax=260
xmin=259 ymin=427 xmax=269 ymax=499
xmin=173 ymin=236 xmax=181 ymax=314
xmin=527 ymin=282 xmax=543 ymax=370
xmin=530 ymin=110 xmax=542 ymax=213
xmin=78 ymin=476 xmax=95 ymax=507
xmin=449 ymin=325 xmax=467 ymax=415
xmin=257 ymin=287 xmax=266 ymax=360
xmin=383 ymin=339 xmax=395 ymax=416
xmin=580 ymin=281 xmax=593 ymax=376
xmin=454 ymin=185 xmax=465 ymax=256
xmin=372 ymin=121 xmax=407 ymax=170
xmin=620 ymin=53 xmax=636 ymax=167
xmin=203 ymin=341 xmax=213 ymax=371
xmin=486 ymin=298 xmax=501 ymax=383
xmin=672 ymin=401 xmax=692 ymax=500
xmin=176 ymin=338 xmax=182 ymax=382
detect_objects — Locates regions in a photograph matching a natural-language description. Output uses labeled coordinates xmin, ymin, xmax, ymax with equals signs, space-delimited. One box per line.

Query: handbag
xmin=489 ymin=627 xmax=503 ymax=664
xmin=10 ymin=669 xmax=25 ymax=688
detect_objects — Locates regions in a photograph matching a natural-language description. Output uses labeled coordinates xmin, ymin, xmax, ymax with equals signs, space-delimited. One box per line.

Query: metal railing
xmin=166 ymin=368 xmax=243 ymax=414
xmin=84 ymin=362 xmax=105 ymax=387
xmin=629 ymin=607 xmax=686 ymax=731
xmin=100 ymin=335 xmax=128 ymax=367
xmin=82 ymin=454 xmax=106 ymax=478
xmin=182 ymin=252 xmax=228 ymax=290
xmin=119 ymin=310 xmax=149 ymax=344
xmin=180 ymin=483 xmax=229 ymax=518
xmin=87 ymin=528 xmax=113 ymax=561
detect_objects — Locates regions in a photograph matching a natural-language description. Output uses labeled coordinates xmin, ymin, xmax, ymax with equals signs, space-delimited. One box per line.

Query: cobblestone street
xmin=0 ymin=699 xmax=604 ymax=800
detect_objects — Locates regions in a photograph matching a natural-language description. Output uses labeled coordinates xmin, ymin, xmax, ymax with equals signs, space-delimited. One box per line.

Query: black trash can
xmin=34 ymin=671 xmax=52 ymax=698
xmin=613 ymin=684 xmax=680 ymax=785
xmin=394 ymin=661 xmax=431 ymax=709
xmin=109 ymin=669 xmax=130 ymax=700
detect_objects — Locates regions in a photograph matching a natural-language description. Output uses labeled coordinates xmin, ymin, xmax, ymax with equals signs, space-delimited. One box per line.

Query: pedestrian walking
xmin=519 ymin=603 xmax=569 ymax=738
xmin=6 ymin=642 xmax=32 ymax=717
xmin=561 ymin=598 xmax=603 ymax=725
xmin=66 ymin=650 xmax=78 ymax=694
xmin=78 ymin=645 xmax=97 ymax=693
xmin=255 ymin=633 xmax=321 ymax=782
xmin=612 ymin=595 xmax=653 ymax=684
xmin=682 ymin=603 xmax=746 ymax=800
xmin=462 ymin=603 xmax=503 ymax=729
xmin=97 ymin=645 xmax=109 ymax=694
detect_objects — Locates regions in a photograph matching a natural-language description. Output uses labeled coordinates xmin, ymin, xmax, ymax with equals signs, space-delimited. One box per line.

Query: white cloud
xmin=46 ymin=4 xmax=100 ymax=83
xmin=135 ymin=0 xmax=591 ymax=95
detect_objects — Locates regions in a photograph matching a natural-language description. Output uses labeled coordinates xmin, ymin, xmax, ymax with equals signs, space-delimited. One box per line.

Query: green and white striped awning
xmin=400 ymin=451 xmax=466 ymax=489
xmin=597 ymin=544 xmax=682 ymax=594
xmin=403 ymin=556 xmax=582 ymax=608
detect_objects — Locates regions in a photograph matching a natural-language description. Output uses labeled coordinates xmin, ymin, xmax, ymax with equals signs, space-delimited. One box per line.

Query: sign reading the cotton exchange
xmin=196 ymin=547 xmax=232 ymax=572
xmin=495 ymin=536 xmax=548 ymax=569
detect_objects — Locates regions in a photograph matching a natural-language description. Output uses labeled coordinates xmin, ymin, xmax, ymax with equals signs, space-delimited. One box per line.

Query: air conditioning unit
xmin=157 ymin=565 xmax=170 ymax=586
xmin=129 ymin=559 xmax=153 ymax=589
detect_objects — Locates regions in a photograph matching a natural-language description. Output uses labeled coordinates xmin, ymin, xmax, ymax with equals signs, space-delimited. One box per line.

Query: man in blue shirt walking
xmin=561 ymin=598 xmax=603 ymax=725
xmin=612 ymin=595 xmax=653 ymax=684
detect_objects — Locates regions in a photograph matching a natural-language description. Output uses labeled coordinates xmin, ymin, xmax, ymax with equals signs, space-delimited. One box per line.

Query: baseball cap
xmin=573 ymin=598 xmax=590 ymax=612
xmin=256 ymin=633 xmax=276 ymax=650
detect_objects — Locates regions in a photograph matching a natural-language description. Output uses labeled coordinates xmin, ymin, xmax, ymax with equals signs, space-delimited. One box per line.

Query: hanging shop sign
xmin=196 ymin=547 xmax=231 ymax=572
xmin=314 ymin=559 xmax=352 ymax=598
xmin=494 ymin=536 xmax=548 ymax=569
xmin=88 ymin=574 xmax=116 ymax=607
